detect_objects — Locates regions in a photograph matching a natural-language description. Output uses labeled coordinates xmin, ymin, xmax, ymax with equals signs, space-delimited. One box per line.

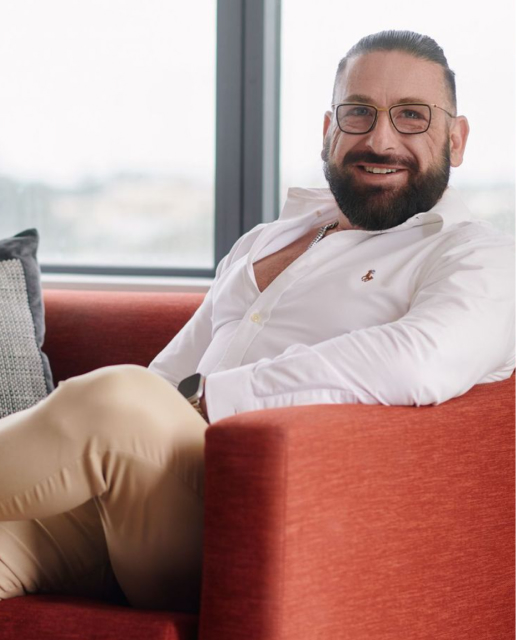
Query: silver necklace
xmin=307 ymin=220 xmax=339 ymax=250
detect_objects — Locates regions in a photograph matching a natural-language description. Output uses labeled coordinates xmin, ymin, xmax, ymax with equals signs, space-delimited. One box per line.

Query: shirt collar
xmin=278 ymin=185 xmax=472 ymax=233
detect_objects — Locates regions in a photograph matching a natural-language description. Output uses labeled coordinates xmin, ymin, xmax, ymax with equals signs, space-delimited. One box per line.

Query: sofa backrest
xmin=43 ymin=289 xmax=204 ymax=384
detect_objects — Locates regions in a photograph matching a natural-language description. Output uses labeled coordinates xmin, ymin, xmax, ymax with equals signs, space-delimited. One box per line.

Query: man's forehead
xmin=335 ymin=50 xmax=448 ymax=104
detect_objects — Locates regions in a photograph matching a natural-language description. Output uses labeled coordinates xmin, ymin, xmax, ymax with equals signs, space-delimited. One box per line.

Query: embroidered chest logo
xmin=361 ymin=269 xmax=376 ymax=282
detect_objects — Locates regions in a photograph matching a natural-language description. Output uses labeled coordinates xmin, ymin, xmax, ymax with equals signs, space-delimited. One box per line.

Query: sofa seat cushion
xmin=0 ymin=595 xmax=198 ymax=640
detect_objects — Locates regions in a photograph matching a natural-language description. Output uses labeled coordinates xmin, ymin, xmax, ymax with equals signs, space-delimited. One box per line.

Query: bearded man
xmin=0 ymin=30 xmax=513 ymax=612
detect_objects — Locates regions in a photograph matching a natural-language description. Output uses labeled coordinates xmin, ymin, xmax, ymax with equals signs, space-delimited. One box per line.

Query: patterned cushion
xmin=0 ymin=229 xmax=54 ymax=417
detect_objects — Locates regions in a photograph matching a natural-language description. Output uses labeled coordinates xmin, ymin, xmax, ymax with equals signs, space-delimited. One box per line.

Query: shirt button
xmin=316 ymin=210 xmax=322 ymax=217
xmin=250 ymin=312 xmax=262 ymax=324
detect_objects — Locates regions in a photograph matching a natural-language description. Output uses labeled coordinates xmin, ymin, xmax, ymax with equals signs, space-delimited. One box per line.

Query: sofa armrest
xmin=199 ymin=377 xmax=514 ymax=640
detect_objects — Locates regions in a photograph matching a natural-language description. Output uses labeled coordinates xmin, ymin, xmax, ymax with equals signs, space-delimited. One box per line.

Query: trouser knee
xmin=21 ymin=365 xmax=206 ymax=499
xmin=43 ymin=365 xmax=204 ymax=456
xmin=45 ymin=365 xmax=163 ymax=439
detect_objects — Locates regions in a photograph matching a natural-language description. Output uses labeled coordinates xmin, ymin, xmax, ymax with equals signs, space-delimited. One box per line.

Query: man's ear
xmin=323 ymin=110 xmax=332 ymax=138
xmin=321 ymin=110 xmax=332 ymax=160
xmin=449 ymin=115 xmax=470 ymax=168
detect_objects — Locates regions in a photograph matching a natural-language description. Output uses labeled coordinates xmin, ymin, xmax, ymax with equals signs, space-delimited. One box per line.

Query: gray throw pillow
xmin=0 ymin=229 xmax=54 ymax=417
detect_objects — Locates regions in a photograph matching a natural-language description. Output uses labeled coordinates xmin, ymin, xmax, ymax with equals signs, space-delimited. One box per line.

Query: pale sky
xmin=0 ymin=0 xmax=513 ymax=193
xmin=0 ymin=0 xmax=217 ymax=185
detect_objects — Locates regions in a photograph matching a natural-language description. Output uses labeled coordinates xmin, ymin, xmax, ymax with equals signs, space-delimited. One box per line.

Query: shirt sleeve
xmin=148 ymin=224 xmax=266 ymax=389
xmin=205 ymin=229 xmax=515 ymax=423
xmin=147 ymin=289 xmax=215 ymax=387
xmin=148 ymin=255 xmax=229 ymax=387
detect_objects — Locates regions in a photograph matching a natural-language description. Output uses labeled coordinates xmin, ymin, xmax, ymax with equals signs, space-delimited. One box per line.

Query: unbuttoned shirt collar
xmin=278 ymin=185 xmax=472 ymax=233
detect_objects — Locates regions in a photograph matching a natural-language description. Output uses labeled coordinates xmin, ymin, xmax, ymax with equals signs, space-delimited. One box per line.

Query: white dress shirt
xmin=149 ymin=186 xmax=515 ymax=423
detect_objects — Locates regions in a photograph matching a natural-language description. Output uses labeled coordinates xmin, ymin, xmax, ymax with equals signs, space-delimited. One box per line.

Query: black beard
xmin=322 ymin=144 xmax=451 ymax=231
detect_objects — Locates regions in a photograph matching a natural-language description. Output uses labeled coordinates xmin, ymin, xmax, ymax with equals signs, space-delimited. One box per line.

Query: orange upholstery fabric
xmin=201 ymin=380 xmax=515 ymax=640
xmin=1 ymin=595 xmax=198 ymax=640
xmin=42 ymin=289 xmax=204 ymax=383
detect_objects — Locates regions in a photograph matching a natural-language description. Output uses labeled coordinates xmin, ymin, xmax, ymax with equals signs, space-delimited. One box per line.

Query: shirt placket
xmin=211 ymin=231 xmax=369 ymax=372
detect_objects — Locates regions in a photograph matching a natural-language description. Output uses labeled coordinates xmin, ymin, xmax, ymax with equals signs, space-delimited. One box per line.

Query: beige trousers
xmin=0 ymin=365 xmax=208 ymax=612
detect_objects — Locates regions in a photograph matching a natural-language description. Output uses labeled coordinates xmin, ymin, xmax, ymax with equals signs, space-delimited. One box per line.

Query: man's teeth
xmin=364 ymin=166 xmax=398 ymax=174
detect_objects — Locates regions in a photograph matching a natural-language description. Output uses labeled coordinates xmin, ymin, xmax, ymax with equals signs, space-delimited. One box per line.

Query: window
xmin=0 ymin=0 xmax=216 ymax=273
xmin=1 ymin=1 xmax=512 ymax=280
xmin=280 ymin=0 xmax=515 ymax=235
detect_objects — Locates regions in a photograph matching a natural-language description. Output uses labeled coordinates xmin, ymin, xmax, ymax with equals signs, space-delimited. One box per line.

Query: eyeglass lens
xmin=337 ymin=104 xmax=432 ymax=134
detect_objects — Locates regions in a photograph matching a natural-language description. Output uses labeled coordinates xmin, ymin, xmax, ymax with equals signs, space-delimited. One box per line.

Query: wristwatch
xmin=177 ymin=373 xmax=207 ymax=419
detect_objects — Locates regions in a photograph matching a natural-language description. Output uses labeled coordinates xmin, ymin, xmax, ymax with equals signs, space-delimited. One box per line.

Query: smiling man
xmin=164 ymin=31 xmax=511 ymax=421
xmin=322 ymin=36 xmax=469 ymax=231
xmin=0 ymin=31 xmax=513 ymax=613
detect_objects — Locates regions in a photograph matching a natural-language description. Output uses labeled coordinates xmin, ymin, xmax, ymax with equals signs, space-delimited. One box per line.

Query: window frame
xmin=40 ymin=0 xmax=282 ymax=279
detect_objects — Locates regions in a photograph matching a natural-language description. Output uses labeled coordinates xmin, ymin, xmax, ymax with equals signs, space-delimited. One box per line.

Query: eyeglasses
xmin=331 ymin=102 xmax=456 ymax=135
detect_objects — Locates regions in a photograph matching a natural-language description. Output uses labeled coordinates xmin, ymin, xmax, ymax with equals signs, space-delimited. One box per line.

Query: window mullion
xmin=215 ymin=0 xmax=245 ymax=265
xmin=215 ymin=0 xmax=281 ymax=266
xmin=242 ymin=0 xmax=282 ymax=231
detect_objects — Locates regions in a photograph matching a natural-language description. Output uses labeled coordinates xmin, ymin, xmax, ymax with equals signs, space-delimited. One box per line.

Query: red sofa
xmin=1 ymin=289 xmax=514 ymax=640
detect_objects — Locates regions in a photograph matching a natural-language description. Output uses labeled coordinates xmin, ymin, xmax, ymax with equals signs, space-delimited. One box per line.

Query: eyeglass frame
xmin=331 ymin=102 xmax=456 ymax=135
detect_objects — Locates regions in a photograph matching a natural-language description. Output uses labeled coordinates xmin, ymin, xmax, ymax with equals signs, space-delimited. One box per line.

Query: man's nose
xmin=363 ymin=110 xmax=399 ymax=153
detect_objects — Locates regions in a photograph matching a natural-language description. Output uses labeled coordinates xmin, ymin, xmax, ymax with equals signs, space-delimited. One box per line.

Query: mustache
xmin=342 ymin=150 xmax=419 ymax=173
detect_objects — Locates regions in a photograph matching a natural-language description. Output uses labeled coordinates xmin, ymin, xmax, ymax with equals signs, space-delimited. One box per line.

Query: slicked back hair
xmin=332 ymin=30 xmax=457 ymax=113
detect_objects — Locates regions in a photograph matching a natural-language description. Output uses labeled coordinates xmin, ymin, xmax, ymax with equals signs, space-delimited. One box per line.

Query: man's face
xmin=322 ymin=51 xmax=469 ymax=230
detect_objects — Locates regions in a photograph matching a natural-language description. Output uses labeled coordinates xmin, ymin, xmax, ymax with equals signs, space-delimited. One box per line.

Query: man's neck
xmin=335 ymin=213 xmax=360 ymax=232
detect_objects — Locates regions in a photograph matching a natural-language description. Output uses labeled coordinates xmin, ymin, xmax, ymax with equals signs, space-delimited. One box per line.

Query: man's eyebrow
xmin=395 ymin=97 xmax=428 ymax=104
xmin=339 ymin=94 xmax=374 ymax=104
xmin=337 ymin=94 xmax=429 ymax=105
